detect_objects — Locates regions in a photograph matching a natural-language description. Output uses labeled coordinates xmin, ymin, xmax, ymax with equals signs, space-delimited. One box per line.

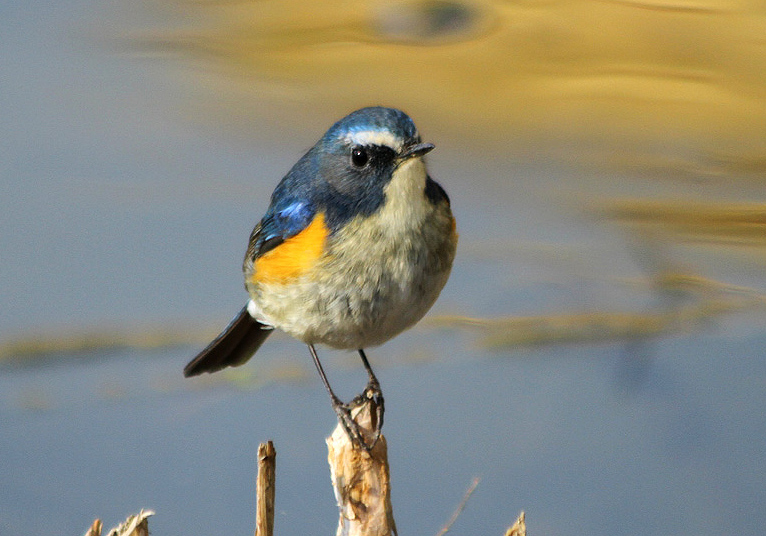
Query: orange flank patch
xmin=253 ymin=212 xmax=328 ymax=284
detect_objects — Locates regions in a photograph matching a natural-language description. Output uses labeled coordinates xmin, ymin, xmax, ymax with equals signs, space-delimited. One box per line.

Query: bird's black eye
xmin=351 ymin=146 xmax=369 ymax=168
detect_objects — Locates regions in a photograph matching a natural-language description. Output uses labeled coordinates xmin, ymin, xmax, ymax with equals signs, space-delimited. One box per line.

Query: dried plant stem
xmin=255 ymin=440 xmax=276 ymax=536
xmin=326 ymin=396 xmax=396 ymax=536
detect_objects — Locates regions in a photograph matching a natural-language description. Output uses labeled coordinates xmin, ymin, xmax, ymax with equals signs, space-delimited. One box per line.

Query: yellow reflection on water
xmin=137 ymin=0 xmax=766 ymax=156
xmin=601 ymin=199 xmax=766 ymax=248
xmin=112 ymin=0 xmax=766 ymax=351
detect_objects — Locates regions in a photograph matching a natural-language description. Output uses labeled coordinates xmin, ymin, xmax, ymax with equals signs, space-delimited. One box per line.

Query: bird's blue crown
xmin=322 ymin=107 xmax=420 ymax=150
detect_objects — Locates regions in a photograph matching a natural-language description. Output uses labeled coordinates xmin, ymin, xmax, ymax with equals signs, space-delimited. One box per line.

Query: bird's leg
xmin=356 ymin=348 xmax=384 ymax=446
xmin=308 ymin=344 xmax=372 ymax=451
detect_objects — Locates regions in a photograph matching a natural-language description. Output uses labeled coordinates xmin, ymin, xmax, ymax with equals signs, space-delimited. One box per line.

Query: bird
xmin=184 ymin=106 xmax=457 ymax=448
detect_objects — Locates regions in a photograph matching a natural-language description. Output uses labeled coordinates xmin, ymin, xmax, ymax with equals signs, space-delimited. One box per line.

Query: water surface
xmin=2 ymin=1 xmax=766 ymax=534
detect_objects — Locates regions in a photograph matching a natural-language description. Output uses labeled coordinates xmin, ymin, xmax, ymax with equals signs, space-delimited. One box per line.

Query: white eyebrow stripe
xmin=344 ymin=130 xmax=403 ymax=151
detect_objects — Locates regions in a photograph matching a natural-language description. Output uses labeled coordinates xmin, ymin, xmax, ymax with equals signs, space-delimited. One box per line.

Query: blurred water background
xmin=2 ymin=0 xmax=766 ymax=534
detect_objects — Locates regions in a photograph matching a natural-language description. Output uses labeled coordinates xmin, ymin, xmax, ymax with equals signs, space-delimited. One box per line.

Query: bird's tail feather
xmin=184 ymin=304 xmax=273 ymax=377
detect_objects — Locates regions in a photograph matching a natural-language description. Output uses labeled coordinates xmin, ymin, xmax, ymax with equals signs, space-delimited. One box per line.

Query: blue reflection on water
xmin=2 ymin=331 xmax=766 ymax=535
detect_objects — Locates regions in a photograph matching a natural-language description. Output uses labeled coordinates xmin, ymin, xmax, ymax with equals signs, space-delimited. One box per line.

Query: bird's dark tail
xmin=184 ymin=304 xmax=273 ymax=377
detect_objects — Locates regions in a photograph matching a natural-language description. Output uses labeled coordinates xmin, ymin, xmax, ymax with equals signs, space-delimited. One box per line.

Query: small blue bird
xmin=184 ymin=107 xmax=457 ymax=447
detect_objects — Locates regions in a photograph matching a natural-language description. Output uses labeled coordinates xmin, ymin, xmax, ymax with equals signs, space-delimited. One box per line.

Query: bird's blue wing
xmin=246 ymin=198 xmax=316 ymax=260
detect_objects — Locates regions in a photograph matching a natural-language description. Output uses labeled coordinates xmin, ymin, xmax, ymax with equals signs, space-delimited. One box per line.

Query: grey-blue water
xmin=3 ymin=1 xmax=766 ymax=535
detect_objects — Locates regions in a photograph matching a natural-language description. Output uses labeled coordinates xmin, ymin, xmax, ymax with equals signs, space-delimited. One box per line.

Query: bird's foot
xmin=360 ymin=377 xmax=384 ymax=446
xmin=330 ymin=381 xmax=385 ymax=452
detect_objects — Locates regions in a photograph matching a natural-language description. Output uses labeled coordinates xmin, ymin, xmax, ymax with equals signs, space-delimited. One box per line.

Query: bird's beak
xmin=401 ymin=142 xmax=435 ymax=160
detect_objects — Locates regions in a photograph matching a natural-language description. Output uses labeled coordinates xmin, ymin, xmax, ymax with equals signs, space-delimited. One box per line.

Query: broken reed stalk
xmin=84 ymin=510 xmax=153 ymax=536
xmin=254 ymin=440 xmax=276 ymax=536
xmin=326 ymin=396 xmax=396 ymax=536
xmin=86 ymin=396 xmax=525 ymax=536
xmin=251 ymin=396 xmax=526 ymax=536
xmin=504 ymin=511 xmax=526 ymax=536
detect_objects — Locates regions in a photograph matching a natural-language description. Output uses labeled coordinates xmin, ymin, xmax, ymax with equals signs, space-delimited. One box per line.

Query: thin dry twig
xmin=434 ymin=477 xmax=481 ymax=536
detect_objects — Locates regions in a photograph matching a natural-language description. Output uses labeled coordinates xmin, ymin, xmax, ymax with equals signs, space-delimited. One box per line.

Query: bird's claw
xmin=331 ymin=381 xmax=385 ymax=452
xmin=362 ymin=379 xmax=384 ymax=445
